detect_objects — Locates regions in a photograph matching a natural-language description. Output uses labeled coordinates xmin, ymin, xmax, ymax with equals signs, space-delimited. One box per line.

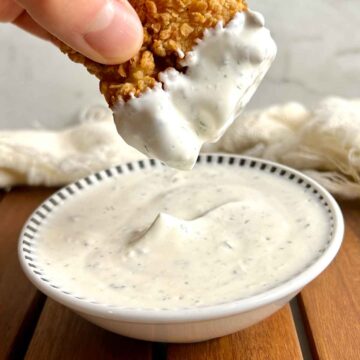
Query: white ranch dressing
xmin=113 ymin=11 xmax=277 ymax=169
xmin=36 ymin=164 xmax=329 ymax=309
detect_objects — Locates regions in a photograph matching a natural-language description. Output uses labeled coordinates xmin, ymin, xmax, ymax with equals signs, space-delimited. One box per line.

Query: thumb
xmin=17 ymin=0 xmax=143 ymax=64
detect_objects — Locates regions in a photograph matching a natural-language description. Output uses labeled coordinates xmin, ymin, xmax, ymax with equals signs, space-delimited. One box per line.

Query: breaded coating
xmin=60 ymin=0 xmax=247 ymax=107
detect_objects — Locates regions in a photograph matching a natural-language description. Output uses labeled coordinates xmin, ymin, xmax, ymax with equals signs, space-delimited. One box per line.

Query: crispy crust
xmin=60 ymin=0 xmax=247 ymax=107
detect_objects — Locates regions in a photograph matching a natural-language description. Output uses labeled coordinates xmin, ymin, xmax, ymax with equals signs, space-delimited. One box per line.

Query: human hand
xmin=0 ymin=0 xmax=143 ymax=64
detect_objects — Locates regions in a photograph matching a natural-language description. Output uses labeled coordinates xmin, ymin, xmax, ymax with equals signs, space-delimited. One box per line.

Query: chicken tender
xmin=59 ymin=0 xmax=247 ymax=107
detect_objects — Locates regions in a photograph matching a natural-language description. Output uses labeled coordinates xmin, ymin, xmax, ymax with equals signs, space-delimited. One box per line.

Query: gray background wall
xmin=0 ymin=0 xmax=359 ymax=129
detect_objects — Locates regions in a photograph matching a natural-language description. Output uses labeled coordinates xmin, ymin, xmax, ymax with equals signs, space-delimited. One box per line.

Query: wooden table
xmin=1 ymin=187 xmax=359 ymax=360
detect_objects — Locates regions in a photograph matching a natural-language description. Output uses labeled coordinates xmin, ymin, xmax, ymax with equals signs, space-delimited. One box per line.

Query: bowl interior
xmin=18 ymin=154 xmax=344 ymax=322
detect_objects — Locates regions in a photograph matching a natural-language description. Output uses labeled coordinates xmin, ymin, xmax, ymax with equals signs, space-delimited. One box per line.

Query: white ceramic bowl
xmin=19 ymin=154 xmax=344 ymax=343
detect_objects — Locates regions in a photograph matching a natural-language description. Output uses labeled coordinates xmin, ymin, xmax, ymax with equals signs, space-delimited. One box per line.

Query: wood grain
xmin=25 ymin=299 xmax=152 ymax=360
xmin=167 ymin=305 xmax=303 ymax=360
xmin=0 ymin=188 xmax=54 ymax=360
xmin=299 ymin=202 xmax=360 ymax=360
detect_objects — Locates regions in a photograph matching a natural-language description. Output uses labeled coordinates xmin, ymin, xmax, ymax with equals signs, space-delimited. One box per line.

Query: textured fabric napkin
xmin=1 ymin=97 xmax=359 ymax=198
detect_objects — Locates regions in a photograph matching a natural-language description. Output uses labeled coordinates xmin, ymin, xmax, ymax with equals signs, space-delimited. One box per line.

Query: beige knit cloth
xmin=1 ymin=97 xmax=359 ymax=198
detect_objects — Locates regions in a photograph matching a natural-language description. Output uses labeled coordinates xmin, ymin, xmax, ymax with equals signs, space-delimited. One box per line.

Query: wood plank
xmin=167 ymin=305 xmax=303 ymax=360
xmin=299 ymin=201 xmax=360 ymax=360
xmin=343 ymin=201 xmax=360 ymax=240
xmin=0 ymin=188 xmax=55 ymax=360
xmin=25 ymin=299 xmax=152 ymax=360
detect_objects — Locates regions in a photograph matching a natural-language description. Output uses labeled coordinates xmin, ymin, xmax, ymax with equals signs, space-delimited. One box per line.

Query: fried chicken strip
xmin=59 ymin=0 xmax=247 ymax=107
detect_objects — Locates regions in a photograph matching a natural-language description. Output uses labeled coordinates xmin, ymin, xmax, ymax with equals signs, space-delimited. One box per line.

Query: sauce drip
xmin=113 ymin=11 xmax=277 ymax=169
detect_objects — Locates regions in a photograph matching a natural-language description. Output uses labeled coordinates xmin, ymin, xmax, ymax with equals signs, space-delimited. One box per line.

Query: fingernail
xmin=84 ymin=0 xmax=143 ymax=64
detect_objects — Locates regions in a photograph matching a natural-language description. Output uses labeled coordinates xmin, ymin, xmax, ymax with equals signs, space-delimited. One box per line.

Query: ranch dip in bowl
xmin=19 ymin=154 xmax=344 ymax=342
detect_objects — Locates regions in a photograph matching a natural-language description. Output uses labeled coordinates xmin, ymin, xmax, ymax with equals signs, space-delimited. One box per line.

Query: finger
xmin=0 ymin=0 xmax=23 ymax=22
xmin=16 ymin=0 xmax=143 ymax=64
xmin=13 ymin=11 xmax=52 ymax=41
